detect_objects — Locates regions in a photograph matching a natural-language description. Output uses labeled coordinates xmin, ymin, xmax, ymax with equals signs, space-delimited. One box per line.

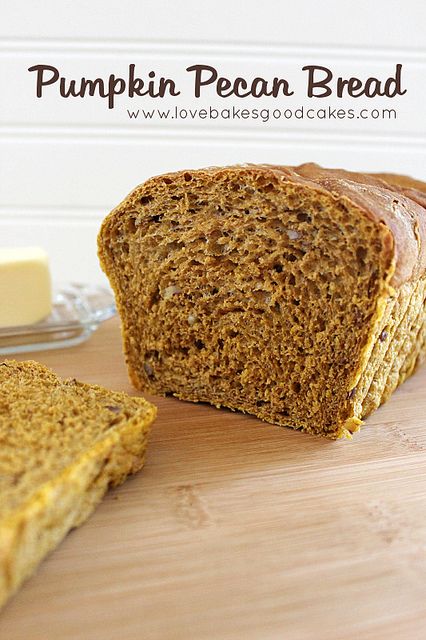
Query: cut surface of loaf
xmin=98 ymin=163 xmax=426 ymax=439
xmin=0 ymin=360 xmax=156 ymax=609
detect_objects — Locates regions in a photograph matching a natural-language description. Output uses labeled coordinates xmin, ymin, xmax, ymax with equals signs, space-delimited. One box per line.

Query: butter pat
xmin=0 ymin=248 xmax=52 ymax=328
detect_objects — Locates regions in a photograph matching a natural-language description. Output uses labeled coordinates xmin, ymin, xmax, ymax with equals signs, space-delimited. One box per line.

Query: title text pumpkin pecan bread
xmin=98 ymin=163 xmax=426 ymax=438
xmin=0 ymin=360 xmax=156 ymax=609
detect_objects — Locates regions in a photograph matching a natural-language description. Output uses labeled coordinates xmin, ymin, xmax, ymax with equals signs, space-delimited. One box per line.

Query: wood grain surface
xmin=2 ymin=317 xmax=426 ymax=640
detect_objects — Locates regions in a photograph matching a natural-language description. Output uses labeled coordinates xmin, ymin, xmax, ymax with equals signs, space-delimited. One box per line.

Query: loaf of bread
xmin=98 ymin=163 xmax=426 ymax=438
xmin=0 ymin=360 xmax=156 ymax=609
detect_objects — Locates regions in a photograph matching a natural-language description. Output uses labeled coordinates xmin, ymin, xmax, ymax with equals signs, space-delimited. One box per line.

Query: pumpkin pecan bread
xmin=98 ymin=163 xmax=426 ymax=438
xmin=0 ymin=360 xmax=156 ymax=608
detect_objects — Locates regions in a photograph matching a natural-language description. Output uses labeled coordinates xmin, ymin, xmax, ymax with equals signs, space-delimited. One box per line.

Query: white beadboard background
xmin=1 ymin=0 xmax=425 ymax=284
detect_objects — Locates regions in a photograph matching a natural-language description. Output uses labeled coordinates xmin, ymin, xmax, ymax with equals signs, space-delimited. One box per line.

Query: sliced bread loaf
xmin=0 ymin=360 xmax=156 ymax=609
xmin=98 ymin=163 xmax=426 ymax=438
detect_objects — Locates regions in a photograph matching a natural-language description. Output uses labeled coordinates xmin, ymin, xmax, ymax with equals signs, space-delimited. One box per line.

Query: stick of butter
xmin=0 ymin=248 xmax=52 ymax=328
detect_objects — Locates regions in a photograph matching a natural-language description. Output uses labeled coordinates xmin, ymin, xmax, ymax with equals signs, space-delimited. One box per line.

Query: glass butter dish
xmin=0 ymin=283 xmax=116 ymax=355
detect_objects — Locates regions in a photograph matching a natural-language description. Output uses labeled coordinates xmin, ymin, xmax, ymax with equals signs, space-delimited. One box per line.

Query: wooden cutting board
xmin=2 ymin=317 xmax=426 ymax=640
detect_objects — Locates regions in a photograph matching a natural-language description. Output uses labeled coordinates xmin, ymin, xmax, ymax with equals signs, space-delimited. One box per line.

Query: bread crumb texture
xmin=0 ymin=360 xmax=156 ymax=609
xmin=98 ymin=163 xmax=426 ymax=439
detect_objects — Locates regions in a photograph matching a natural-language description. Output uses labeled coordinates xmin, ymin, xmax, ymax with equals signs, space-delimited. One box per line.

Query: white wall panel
xmin=2 ymin=1 xmax=425 ymax=50
xmin=1 ymin=137 xmax=424 ymax=212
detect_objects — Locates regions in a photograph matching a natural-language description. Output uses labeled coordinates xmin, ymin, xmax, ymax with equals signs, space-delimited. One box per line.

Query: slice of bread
xmin=0 ymin=360 xmax=156 ymax=609
xmin=98 ymin=163 xmax=426 ymax=439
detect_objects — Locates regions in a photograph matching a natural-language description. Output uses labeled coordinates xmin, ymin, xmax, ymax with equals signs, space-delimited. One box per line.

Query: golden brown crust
xmin=373 ymin=172 xmax=426 ymax=194
xmin=372 ymin=172 xmax=426 ymax=210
